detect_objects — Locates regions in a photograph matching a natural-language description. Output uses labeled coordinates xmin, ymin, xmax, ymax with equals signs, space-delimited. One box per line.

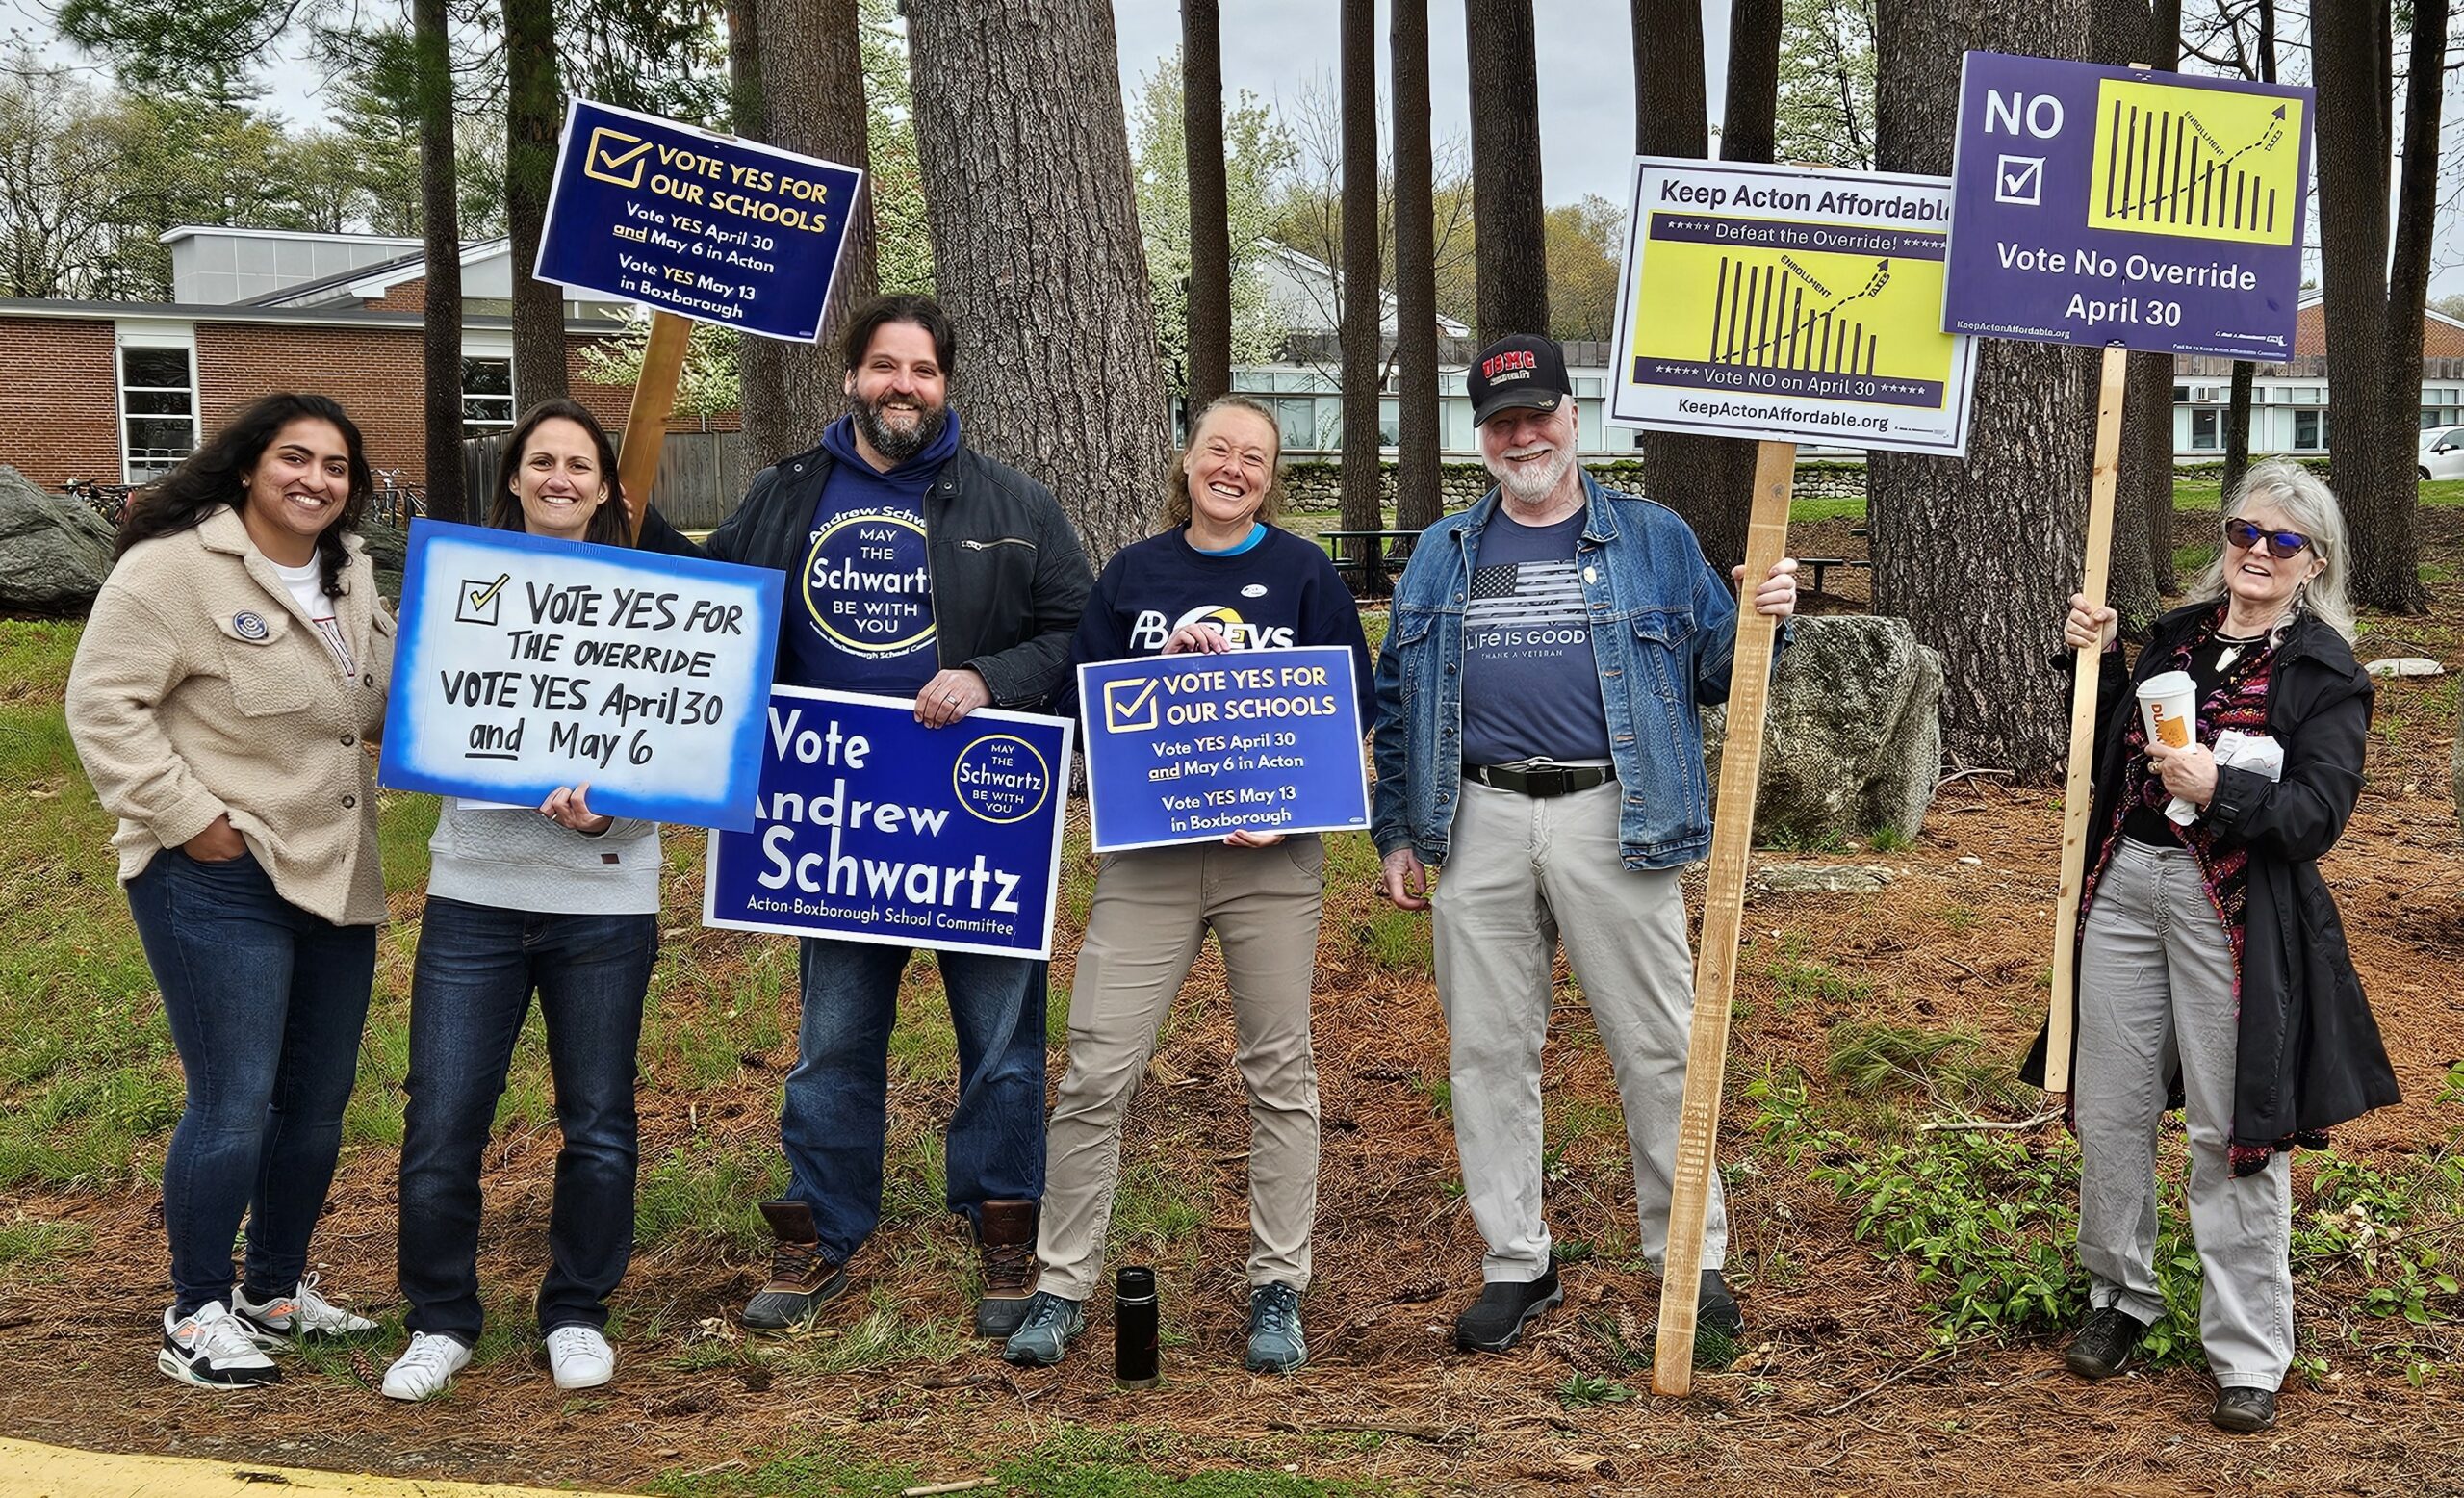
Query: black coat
xmin=699 ymin=440 xmax=1093 ymax=709
xmin=2023 ymin=604 xmax=2400 ymax=1149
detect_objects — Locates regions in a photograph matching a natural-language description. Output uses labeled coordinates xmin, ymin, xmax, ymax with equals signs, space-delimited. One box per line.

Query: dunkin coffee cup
xmin=2136 ymin=671 xmax=2196 ymax=749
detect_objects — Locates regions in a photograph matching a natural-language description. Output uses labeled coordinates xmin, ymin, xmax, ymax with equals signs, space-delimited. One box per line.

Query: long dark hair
xmin=489 ymin=399 xmax=632 ymax=546
xmin=117 ymin=392 xmax=372 ymax=597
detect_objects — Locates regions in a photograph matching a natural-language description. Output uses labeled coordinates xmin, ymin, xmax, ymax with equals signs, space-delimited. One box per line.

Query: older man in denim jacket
xmin=1372 ymin=333 xmax=1798 ymax=1354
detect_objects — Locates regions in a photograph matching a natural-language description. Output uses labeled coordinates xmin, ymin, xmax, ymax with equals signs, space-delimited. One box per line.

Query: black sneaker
xmin=1454 ymin=1260 xmax=1563 ymax=1353
xmin=2211 ymin=1386 xmax=2278 ymax=1433
xmin=1697 ymin=1268 xmax=1744 ymax=1341
xmin=159 ymin=1303 xmax=280 ymax=1390
xmin=2063 ymin=1306 xmax=2147 ymax=1380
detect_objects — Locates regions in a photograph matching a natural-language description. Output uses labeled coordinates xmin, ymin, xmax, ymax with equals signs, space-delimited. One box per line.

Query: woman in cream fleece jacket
xmin=66 ymin=393 xmax=393 ymax=1390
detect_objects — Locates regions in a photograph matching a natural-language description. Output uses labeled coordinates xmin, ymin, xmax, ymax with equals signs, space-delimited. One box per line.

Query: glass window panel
xmin=125 ymin=388 xmax=191 ymax=416
xmin=1378 ymin=398 xmax=1399 ymax=447
xmin=462 ymin=357 xmax=513 ymax=396
xmin=125 ymin=416 xmax=194 ymax=454
xmin=121 ymin=347 xmax=190 ymax=389
xmin=2192 ymin=409 xmax=2219 ymax=450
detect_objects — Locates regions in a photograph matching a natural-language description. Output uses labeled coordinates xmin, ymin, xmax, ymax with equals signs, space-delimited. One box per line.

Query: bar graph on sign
xmin=2088 ymin=79 xmax=2301 ymax=246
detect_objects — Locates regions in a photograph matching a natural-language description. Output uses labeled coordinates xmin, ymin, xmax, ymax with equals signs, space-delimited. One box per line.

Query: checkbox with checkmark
xmin=456 ymin=573 xmax=511 ymax=627
xmin=1104 ymin=677 xmax=1160 ymax=734
xmin=583 ymin=127 xmax=654 ymax=189
xmin=1995 ymin=154 xmax=2044 ymax=207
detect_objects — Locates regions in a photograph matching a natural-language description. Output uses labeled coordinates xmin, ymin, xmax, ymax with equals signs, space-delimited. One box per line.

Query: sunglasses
xmin=2222 ymin=518 xmax=2311 ymax=559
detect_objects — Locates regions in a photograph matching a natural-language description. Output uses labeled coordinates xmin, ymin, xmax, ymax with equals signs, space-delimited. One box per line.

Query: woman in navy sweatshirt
xmin=1000 ymin=396 xmax=1372 ymax=1377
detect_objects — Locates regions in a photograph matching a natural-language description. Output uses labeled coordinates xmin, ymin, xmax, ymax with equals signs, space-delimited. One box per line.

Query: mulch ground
xmin=4 ymin=517 xmax=2462 ymax=1497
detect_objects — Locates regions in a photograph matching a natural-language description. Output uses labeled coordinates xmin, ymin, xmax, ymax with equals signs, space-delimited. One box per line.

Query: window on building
xmin=2172 ymin=384 xmax=2191 ymax=401
xmin=119 ymin=345 xmax=197 ymax=483
xmin=2192 ymin=409 xmax=2220 ymax=450
xmin=462 ymin=357 xmax=515 ymax=435
xmin=2295 ymin=408 xmax=2326 ymax=450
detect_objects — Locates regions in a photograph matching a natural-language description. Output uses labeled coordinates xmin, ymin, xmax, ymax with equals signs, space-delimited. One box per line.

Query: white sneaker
xmin=160 ymin=1303 xmax=280 ymax=1389
xmin=381 ymin=1331 xmax=472 ymax=1401
xmin=234 ymin=1272 xmax=378 ymax=1343
xmin=545 ymin=1324 xmax=615 ymax=1390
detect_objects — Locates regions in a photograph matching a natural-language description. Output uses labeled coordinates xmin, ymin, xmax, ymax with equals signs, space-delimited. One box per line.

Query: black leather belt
xmin=1462 ymin=762 xmax=1614 ymax=797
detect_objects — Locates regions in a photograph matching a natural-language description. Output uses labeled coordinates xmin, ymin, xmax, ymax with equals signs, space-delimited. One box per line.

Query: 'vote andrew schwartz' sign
xmin=378 ymin=523 xmax=783 ymax=831
xmin=534 ymin=97 xmax=865 ymax=341
xmin=1077 ymin=646 xmax=1370 ymax=854
xmin=1942 ymin=53 xmax=2314 ymax=359
xmin=703 ymin=689 xmax=1075 ymax=960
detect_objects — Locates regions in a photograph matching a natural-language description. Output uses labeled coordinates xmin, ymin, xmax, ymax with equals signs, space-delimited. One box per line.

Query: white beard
xmin=1487 ymin=444 xmax=1575 ymax=505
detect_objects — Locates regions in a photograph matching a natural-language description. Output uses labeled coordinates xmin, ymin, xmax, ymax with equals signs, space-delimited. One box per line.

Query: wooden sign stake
xmin=2043 ymin=344 xmax=2131 ymax=1093
xmin=1652 ymin=437 xmax=1794 ymax=1396
xmin=616 ymin=310 xmax=694 ymax=545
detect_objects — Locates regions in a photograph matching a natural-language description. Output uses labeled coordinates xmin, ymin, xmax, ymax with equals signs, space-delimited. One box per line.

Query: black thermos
xmin=1114 ymin=1265 xmax=1159 ymax=1388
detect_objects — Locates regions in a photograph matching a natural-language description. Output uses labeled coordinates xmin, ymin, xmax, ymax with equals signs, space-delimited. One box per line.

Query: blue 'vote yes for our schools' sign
xmin=1943 ymin=53 xmax=2314 ymax=359
xmin=535 ymin=98 xmax=865 ymax=342
xmin=1078 ymin=646 xmax=1370 ymax=854
xmin=703 ymin=689 xmax=1075 ymax=960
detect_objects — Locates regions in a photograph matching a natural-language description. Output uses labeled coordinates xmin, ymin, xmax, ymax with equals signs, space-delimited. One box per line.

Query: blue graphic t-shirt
xmin=783 ymin=412 xmax=960 ymax=695
xmin=1459 ymin=509 xmax=1612 ymax=765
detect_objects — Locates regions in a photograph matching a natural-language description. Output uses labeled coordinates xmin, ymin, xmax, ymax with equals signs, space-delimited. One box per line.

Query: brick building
xmin=0 ymin=226 xmax=680 ymax=494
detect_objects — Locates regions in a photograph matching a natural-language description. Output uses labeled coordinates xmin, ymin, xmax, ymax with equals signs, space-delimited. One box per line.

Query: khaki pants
xmin=1431 ymin=777 xmax=1726 ymax=1283
xmin=2075 ymin=837 xmax=2295 ymax=1390
xmin=1033 ymin=836 xmax=1325 ymax=1300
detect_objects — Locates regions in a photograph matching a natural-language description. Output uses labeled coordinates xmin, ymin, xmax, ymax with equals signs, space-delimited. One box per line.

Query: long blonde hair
xmin=2189 ymin=459 xmax=2356 ymax=641
xmin=1160 ymin=396 xmax=1287 ymax=529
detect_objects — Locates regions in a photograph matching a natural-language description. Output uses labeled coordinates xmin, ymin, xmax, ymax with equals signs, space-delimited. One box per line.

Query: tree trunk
xmin=728 ymin=0 xmax=781 ymax=469
xmin=1627 ymin=0 xmax=1759 ymax=571
xmin=1465 ymin=0 xmax=1547 ymax=343
xmin=1337 ymin=0 xmax=1387 ymax=594
xmin=1392 ymin=0 xmax=1443 ymax=533
xmin=2317 ymin=0 xmax=2438 ymax=613
xmin=2220 ymin=359 xmax=2254 ymax=504
xmin=1871 ymin=0 xmax=2095 ymax=779
xmin=739 ymin=0 xmax=876 ymax=471
xmin=1183 ymin=0 xmax=1232 ymax=416
xmin=1721 ymin=0 xmax=1781 ymax=165
xmin=505 ymin=0 xmax=568 ymax=407
xmin=906 ymin=0 xmax=1170 ymax=563
xmin=415 ymin=0 xmax=466 ymax=525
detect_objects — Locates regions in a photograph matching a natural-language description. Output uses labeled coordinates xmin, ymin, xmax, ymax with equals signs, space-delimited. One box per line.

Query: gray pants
xmin=1430 ymin=777 xmax=1726 ymax=1283
xmin=2075 ymin=837 xmax=2294 ymax=1390
xmin=1033 ymin=837 xmax=1324 ymax=1300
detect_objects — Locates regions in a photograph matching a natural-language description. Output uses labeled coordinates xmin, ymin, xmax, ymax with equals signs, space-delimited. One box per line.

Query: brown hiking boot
xmin=743 ymin=1200 xmax=847 ymax=1330
xmin=973 ymin=1199 xmax=1038 ymax=1337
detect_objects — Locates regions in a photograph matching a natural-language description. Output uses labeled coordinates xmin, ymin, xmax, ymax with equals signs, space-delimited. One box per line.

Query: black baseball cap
xmin=1468 ymin=333 xmax=1572 ymax=426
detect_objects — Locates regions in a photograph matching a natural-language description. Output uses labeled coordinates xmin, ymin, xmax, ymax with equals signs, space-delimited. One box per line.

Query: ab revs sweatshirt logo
xmin=1127 ymin=606 xmax=1296 ymax=652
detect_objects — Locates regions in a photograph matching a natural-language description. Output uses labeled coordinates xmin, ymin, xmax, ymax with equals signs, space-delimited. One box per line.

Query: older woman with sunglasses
xmin=2027 ymin=460 xmax=2397 ymax=1433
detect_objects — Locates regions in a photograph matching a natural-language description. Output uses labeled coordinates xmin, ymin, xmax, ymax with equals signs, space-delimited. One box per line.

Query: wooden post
xmin=1652 ymin=438 xmax=1793 ymax=1396
xmin=616 ymin=310 xmax=693 ymax=545
xmin=2043 ymin=344 xmax=2132 ymax=1092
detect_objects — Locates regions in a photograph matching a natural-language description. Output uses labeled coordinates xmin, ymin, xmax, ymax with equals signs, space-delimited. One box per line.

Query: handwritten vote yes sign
xmin=379 ymin=523 xmax=783 ymax=830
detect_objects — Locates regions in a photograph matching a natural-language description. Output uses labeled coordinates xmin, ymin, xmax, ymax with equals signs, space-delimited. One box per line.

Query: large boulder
xmin=0 ymin=466 xmax=116 ymax=615
xmin=1703 ymin=614 xmax=1944 ymax=841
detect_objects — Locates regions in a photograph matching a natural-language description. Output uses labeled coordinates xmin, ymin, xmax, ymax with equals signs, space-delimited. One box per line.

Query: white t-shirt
xmin=270 ymin=556 xmax=354 ymax=674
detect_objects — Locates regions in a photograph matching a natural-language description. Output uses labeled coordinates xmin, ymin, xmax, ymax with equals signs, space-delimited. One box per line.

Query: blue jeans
xmin=783 ymin=937 xmax=1046 ymax=1262
xmin=398 ymin=897 xmax=656 ymax=1342
xmin=126 ymin=848 xmax=375 ymax=1318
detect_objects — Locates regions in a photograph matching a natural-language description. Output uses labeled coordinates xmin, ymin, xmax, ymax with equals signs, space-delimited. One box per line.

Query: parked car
xmin=2420 ymin=426 xmax=2464 ymax=481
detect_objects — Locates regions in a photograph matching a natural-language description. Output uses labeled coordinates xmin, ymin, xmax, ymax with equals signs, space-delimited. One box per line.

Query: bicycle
xmin=372 ymin=468 xmax=428 ymax=526
xmin=60 ymin=478 xmax=133 ymax=527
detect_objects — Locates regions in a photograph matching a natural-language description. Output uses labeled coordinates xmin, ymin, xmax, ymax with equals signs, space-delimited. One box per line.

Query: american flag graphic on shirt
xmin=1465 ymin=558 xmax=1590 ymax=657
